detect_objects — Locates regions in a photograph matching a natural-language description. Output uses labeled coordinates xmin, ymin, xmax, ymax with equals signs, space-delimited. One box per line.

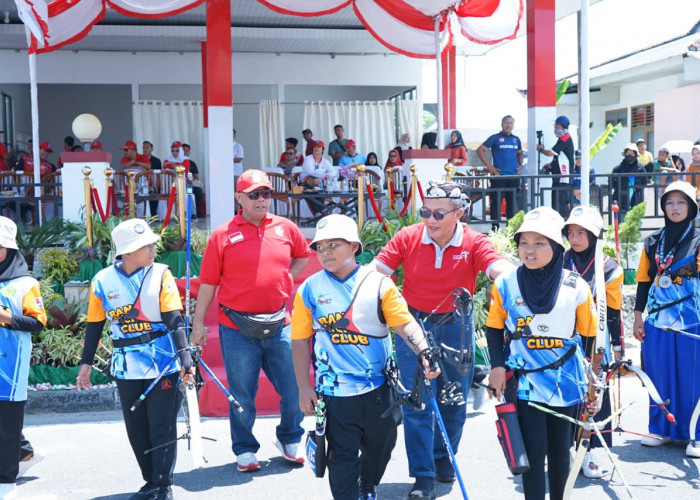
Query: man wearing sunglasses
xmin=192 ymin=169 xmax=310 ymax=473
xmin=373 ymin=180 xmax=512 ymax=499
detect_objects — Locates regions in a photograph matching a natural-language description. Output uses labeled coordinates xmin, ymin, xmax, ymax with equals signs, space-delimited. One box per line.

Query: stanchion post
xmin=176 ymin=166 xmax=186 ymax=238
xmin=127 ymin=171 xmax=136 ymax=219
xmin=385 ymin=166 xmax=394 ymax=210
xmin=410 ymin=165 xmax=418 ymax=215
xmin=104 ymin=167 xmax=113 ymax=218
xmin=444 ymin=162 xmax=455 ymax=181
xmin=82 ymin=167 xmax=93 ymax=247
xmin=357 ymin=164 xmax=365 ymax=229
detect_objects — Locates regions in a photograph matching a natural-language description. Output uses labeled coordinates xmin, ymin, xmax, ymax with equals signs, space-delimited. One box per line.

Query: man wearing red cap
xmin=120 ymin=141 xmax=150 ymax=170
xmin=15 ymin=142 xmax=55 ymax=177
xmin=338 ymin=139 xmax=366 ymax=170
xmin=89 ymin=141 xmax=103 ymax=152
xmin=192 ymin=169 xmax=310 ymax=472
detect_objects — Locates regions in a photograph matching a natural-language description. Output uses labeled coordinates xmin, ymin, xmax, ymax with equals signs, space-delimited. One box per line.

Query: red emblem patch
xmin=160 ymin=379 xmax=173 ymax=390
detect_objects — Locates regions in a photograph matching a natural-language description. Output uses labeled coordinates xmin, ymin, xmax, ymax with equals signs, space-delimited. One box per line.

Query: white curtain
xmin=304 ymin=101 xmax=396 ymax=164
xmin=132 ymin=100 xmax=204 ymax=174
xmin=398 ymin=100 xmax=421 ymax=150
xmin=259 ymin=100 xmax=285 ymax=170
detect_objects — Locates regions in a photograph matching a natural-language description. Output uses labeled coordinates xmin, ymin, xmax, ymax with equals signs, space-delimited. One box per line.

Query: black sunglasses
xmin=419 ymin=207 xmax=458 ymax=221
xmin=246 ymin=189 xmax=273 ymax=200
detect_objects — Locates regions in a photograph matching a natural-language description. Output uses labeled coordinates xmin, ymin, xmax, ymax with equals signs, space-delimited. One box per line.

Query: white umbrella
xmin=660 ymin=139 xmax=697 ymax=153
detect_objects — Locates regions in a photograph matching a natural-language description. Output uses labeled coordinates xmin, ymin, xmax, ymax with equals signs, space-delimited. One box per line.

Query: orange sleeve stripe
xmin=21 ymin=284 xmax=47 ymax=326
xmin=636 ymin=249 xmax=651 ymax=283
xmin=576 ymin=291 xmax=597 ymax=337
xmin=160 ymin=270 xmax=184 ymax=313
xmin=291 ymin=290 xmax=315 ymax=340
xmin=605 ymin=273 xmax=624 ymax=310
xmin=86 ymin=283 xmax=107 ymax=322
xmin=381 ymin=287 xmax=415 ymax=328
xmin=485 ymin=285 xmax=507 ymax=329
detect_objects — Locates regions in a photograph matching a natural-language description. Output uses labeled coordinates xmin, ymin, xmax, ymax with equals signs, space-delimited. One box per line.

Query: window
xmin=605 ymin=108 xmax=627 ymax=127
xmin=631 ymin=103 xmax=654 ymax=150
xmin=1 ymin=93 xmax=13 ymax=150
xmin=390 ymin=87 xmax=417 ymax=143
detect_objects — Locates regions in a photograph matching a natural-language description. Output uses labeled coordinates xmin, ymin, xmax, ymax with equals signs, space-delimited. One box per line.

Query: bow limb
xmin=689 ymin=396 xmax=700 ymax=446
xmin=620 ymin=362 xmax=677 ymax=425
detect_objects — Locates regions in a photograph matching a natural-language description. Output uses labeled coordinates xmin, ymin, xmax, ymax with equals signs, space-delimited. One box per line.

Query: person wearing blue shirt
xmin=338 ymin=140 xmax=366 ymax=169
xmin=477 ymin=116 xmax=523 ymax=227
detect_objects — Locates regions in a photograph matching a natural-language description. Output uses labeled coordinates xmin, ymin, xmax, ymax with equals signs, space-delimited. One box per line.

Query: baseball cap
xmin=171 ymin=141 xmax=182 ymax=149
xmin=237 ymin=169 xmax=273 ymax=193
xmin=636 ymin=139 xmax=646 ymax=145
xmin=623 ymin=143 xmax=639 ymax=155
xmin=314 ymin=141 xmax=325 ymax=149
xmin=658 ymin=147 xmax=670 ymax=154
xmin=90 ymin=140 xmax=102 ymax=149
xmin=554 ymin=116 xmax=570 ymax=128
xmin=345 ymin=139 xmax=356 ymax=148
xmin=574 ymin=150 xmax=582 ymax=159
xmin=39 ymin=142 xmax=53 ymax=153
xmin=309 ymin=214 xmax=363 ymax=256
xmin=0 ymin=216 xmax=19 ymax=250
xmin=111 ymin=218 xmax=160 ymax=256
xmin=121 ymin=140 xmax=137 ymax=150
xmin=515 ymin=206 xmax=565 ymax=249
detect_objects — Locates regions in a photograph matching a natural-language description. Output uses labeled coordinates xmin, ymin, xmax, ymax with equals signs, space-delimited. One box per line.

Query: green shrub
xmin=37 ymin=248 xmax=79 ymax=284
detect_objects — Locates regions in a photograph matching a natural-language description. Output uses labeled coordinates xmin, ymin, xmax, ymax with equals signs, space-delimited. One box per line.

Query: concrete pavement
xmin=17 ymin=352 xmax=700 ymax=499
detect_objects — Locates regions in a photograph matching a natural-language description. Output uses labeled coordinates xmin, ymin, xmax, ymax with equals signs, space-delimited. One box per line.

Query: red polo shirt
xmin=199 ymin=212 xmax=311 ymax=328
xmin=375 ymin=222 xmax=503 ymax=313
xmin=121 ymin=154 xmax=150 ymax=168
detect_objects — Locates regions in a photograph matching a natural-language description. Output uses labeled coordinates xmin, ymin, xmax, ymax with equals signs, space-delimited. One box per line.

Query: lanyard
xmin=655 ymin=225 xmax=692 ymax=273
xmin=568 ymin=255 xmax=595 ymax=277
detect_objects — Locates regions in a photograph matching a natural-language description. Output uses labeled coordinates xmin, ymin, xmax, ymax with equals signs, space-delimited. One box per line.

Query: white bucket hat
xmin=112 ymin=218 xmax=160 ymax=256
xmin=564 ymin=206 xmax=605 ymax=238
xmin=661 ymin=180 xmax=698 ymax=219
xmin=0 ymin=216 xmax=18 ymax=250
xmin=515 ymin=206 xmax=566 ymax=248
xmin=309 ymin=214 xmax=363 ymax=256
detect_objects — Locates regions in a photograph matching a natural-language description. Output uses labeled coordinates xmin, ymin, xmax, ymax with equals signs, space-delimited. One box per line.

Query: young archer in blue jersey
xmin=291 ymin=214 xmax=439 ymax=500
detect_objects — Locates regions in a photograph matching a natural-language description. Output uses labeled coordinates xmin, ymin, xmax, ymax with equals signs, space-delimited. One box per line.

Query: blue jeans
xmin=218 ymin=323 xmax=304 ymax=455
xmin=396 ymin=317 xmax=474 ymax=478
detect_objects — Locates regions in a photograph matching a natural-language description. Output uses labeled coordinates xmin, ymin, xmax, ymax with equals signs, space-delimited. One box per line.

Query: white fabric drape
xmin=304 ymin=101 xmax=395 ymax=164
xmin=259 ymin=100 xmax=285 ymax=170
xmin=398 ymin=100 xmax=421 ymax=150
xmin=132 ymin=100 xmax=204 ymax=175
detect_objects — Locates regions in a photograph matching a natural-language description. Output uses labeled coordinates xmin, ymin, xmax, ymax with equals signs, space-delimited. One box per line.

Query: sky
xmin=421 ymin=0 xmax=700 ymax=135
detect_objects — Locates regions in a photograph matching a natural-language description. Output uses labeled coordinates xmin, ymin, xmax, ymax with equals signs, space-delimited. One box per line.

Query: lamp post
xmin=71 ymin=113 xmax=102 ymax=150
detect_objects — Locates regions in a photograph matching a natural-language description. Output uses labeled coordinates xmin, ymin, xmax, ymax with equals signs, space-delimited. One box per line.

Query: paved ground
xmin=17 ymin=343 xmax=700 ymax=500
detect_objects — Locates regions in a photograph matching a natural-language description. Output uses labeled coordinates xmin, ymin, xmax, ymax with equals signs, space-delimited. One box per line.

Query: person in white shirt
xmin=233 ymin=128 xmax=245 ymax=178
xmin=301 ymin=141 xmax=335 ymax=188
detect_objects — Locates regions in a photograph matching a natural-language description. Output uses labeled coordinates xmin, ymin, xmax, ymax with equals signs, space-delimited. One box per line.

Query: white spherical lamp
xmin=71 ymin=113 xmax=102 ymax=143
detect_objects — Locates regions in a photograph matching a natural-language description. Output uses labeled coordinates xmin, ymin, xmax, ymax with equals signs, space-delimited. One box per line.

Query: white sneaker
xmin=581 ymin=451 xmax=603 ymax=479
xmin=641 ymin=433 xmax=671 ymax=447
xmin=274 ymin=439 xmax=305 ymax=464
xmin=0 ymin=483 xmax=17 ymax=500
xmin=18 ymin=452 xmax=44 ymax=478
xmin=686 ymin=441 xmax=700 ymax=458
xmin=236 ymin=452 xmax=261 ymax=472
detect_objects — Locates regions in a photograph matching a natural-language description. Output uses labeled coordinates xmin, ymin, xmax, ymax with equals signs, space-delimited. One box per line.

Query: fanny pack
xmin=220 ymin=304 xmax=286 ymax=339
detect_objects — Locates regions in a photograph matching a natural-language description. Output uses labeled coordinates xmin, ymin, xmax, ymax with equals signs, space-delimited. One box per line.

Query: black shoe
xmin=408 ymin=476 xmax=435 ymax=499
xmin=359 ymin=478 xmax=378 ymax=500
xmin=131 ymin=482 xmax=157 ymax=500
xmin=154 ymin=486 xmax=173 ymax=500
xmin=434 ymin=456 xmax=456 ymax=483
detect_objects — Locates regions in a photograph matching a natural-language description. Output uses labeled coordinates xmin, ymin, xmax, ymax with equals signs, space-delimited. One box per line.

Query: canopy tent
xmin=259 ymin=0 xmax=524 ymax=145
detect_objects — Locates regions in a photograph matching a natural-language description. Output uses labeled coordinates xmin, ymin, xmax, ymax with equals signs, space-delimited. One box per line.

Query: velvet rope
xmin=365 ymin=183 xmax=384 ymax=223
xmin=89 ymin=188 xmax=97 ymax=214
xmin=91 ymin=186 xmax=107 ymax=222
xmin=162 ymin=184 xmax=177 ymax=228
xmin=389 ymin=179 xmax=396 ymax=210
xmin=110 ymin=186 xmax=118 ymax=217
xmin=399 ymin=182 xmax=413 ymax=217
xmin=417 ymin=180 xmax=425 ymax=201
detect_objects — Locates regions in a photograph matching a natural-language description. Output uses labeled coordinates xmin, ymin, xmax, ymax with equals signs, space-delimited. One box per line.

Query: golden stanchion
xmin=82 ymin=167 xmax=93 ymax=247
xmin=357 ymin=164 xmax=365 ymax=229
xmin=385 ymin=166 xmax=394 ymax=210
xmin=175 ymin=166 xmax=186 ymax=238
xmin=104 ymin=167 xmax=113 ymax=218
xmin=127 ymin=171 xmax=136 ymax=218
xmin=410 ymin=165 xmax=418 ymax=216
xmin=444 ymin=162 xmax=455 ymax=181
